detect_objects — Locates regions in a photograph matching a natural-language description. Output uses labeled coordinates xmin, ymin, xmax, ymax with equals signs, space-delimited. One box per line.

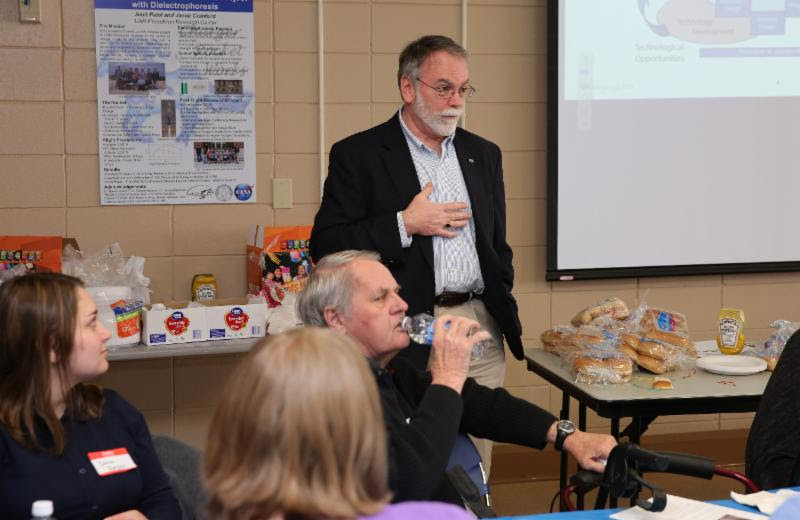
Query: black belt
xmin=434 ymin=292 xmax=474 ymax=308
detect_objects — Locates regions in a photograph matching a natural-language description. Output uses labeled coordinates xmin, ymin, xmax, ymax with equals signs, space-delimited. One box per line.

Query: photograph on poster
xmin=109 ymin=62 xmax=167 ymax=94
xmin=214 ymin=79 xmax=243 ymax=94
xmin=161 ymin=100 xmax=176 ymax=138
xmin=193 ymin=142 xmax=245 ymax=165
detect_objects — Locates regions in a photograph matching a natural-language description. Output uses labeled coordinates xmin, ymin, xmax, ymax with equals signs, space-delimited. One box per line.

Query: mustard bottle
xmin=192 ymin=274 xmax=218 ymax=302
xmin=717 ymin=308 xmax=745 ymax=355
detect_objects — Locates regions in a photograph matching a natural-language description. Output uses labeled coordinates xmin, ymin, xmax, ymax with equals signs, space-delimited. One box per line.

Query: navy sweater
xmin=376 ymin=357 xmax=557 ymax=504
xmin=0 ymin=389 xmax=180 ymax=519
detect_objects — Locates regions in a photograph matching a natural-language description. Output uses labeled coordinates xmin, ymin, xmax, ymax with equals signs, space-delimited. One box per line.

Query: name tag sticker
xmin=88 ymin=447 xmax=137 ymax=476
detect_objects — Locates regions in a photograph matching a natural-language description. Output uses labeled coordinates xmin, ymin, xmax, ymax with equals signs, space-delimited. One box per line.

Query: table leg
xmin=629 ymin=417 xmax=642 ymax=506
xmin=559 ymin=391 xmax=571 ymax=511
xmin=576 ymin=403 xmax=588 ymax=510
xmin=619 ymin=416 xmax=657 ymax=443
xmin=609 ymin=418 xmax=620 ymax=508
xmin=579 ymin=403 xmax=587 ymax=431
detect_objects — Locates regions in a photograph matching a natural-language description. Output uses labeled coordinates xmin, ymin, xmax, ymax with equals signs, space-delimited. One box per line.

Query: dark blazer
xmin=311 ymin=113 xmax=523 ymax=367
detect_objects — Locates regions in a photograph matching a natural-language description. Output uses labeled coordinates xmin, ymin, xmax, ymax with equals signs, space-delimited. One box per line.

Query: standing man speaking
xmin=311 ymin=35 xmax=521 ymax=471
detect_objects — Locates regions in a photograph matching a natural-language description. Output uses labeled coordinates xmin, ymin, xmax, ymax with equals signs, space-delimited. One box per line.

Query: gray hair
xmin=397 ymin=35 xmax=468 ymax=88
xmin=297 ymin=250 xmax=382 ymax=327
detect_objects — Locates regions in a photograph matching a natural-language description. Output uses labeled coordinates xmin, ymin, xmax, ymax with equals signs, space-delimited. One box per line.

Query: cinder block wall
xmin=2 ymin=0 xmax=798 ymax=447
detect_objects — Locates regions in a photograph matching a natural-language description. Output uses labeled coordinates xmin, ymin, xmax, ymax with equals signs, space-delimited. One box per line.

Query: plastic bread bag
xmin=570 ymin=296 xmax=631 ymax=326
xmin=591 ymin=315 xmax=640 ymax=363
xmin=564 ymin=340 xmax=633 ymax=385
xmin=640 ymin=306 xmax=695 ymax=357
xmin=758 ymin=320 xmax=800 ymax=371
xmin=634 ymin=337 xmax=694 ymax=374
xmin=621 ymin=298 xmax=647 ymax=334
xmin=540 ymin=326 xmax=582 ymax=355
xmin=540 ymin=324 xmax=618 ymax=357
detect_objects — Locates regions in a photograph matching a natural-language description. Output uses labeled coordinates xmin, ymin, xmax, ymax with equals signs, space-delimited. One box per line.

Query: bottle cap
xmin=32 ymin=500 xmax=54 ymax=517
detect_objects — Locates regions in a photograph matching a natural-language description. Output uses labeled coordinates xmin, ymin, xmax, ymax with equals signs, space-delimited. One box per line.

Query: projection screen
xmin=547 ymin=0 xmax=800 ymax=281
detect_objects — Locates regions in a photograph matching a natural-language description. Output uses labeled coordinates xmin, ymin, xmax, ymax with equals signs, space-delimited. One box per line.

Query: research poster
xmin=94 ymin=0 xmax=256 ymax=205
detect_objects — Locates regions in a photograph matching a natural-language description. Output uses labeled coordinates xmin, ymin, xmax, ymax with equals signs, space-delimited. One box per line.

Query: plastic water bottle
xmin=31 ymin=500 xmax=55 ymax=519
xmin=401 ymin=313 xmax=494 ymax=360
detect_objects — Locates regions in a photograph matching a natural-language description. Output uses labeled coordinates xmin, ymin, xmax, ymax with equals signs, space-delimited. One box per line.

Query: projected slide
xmin=564 ymin=0 xmax=800 ymax=100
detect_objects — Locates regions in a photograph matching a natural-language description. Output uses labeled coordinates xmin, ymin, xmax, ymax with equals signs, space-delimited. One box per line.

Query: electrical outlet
xmin=273 ymin=178 xmax=293 ymax=209
xmin=19 ymin=0 xmax=41 ymax=23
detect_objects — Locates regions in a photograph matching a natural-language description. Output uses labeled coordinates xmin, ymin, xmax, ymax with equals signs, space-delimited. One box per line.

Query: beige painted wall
xmin=2 ymin=0 xmax=799 ymax=447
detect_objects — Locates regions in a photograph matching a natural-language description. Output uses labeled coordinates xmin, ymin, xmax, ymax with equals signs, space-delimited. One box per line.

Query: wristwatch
xmin=554 ymin=419 xmax=576 ymax=452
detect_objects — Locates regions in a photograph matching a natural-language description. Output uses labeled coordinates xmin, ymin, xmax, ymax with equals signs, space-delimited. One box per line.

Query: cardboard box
xmin=203 ymin=297 xmax=269 ymax=341
xmin=142 ymin=301 xmax=207 ymax=345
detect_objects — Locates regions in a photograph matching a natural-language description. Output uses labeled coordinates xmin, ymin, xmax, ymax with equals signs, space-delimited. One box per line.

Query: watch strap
xmin=554 ymin=420 xmax=575 ymax=451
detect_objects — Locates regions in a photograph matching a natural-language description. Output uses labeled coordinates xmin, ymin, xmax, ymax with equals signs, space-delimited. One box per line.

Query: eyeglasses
xmin=416 ymin=78 xmax=477 ymax=99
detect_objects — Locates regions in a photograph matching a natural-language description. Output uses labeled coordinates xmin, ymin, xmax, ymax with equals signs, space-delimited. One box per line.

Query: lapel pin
xmin=468 ymin=158 xmax=474 ymax=163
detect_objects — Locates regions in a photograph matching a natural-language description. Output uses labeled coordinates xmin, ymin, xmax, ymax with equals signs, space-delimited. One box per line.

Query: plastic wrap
xmin=267 ymin=292 xmax=302 ymax=334
xmin=62 ymin=243 xmax=150 ymax=304
xmin=634 ymin=337 xmax=694 ymax=374
xmin=640 ymin=306 xmax=695 ymax=357
xmin=564 ymin=340 xmax=633 ymax=385
xmin=0 ymin=263 xmax=28 ymax=285
xmin=62 ymin=243 xmax=150 ymax=347
xmin=570 ymin=296 xmax=630 ymax=326
xmin=540 ymin=324 xmax=618 ymax=357
xmin=591 ymin=315 xmax=640 ymax=363
xmin=758 ymin=320 xmax=800 ymax=371
xmin=85 ymin=286 xmax=143 ymax=346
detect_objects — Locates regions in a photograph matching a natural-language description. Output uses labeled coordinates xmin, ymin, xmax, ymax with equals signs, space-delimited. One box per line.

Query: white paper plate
xmin=695 ymin=355 xmax=767 ymax=376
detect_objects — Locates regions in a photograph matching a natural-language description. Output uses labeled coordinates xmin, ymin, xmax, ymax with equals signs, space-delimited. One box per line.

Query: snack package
xmin=62 ymin=243 xmax=151 ymax=347
xmin=758 ymin=320 xmax=800 ymax=370
xmin=0 ymin=236 xmax=62 ymax=273
xmin=570 ymin=296 xmax=630 ymax=326
xmin=247 ymin=225 xmax=313 ymax=310
xmin=86 ymin=286 xmax=143 ymax=346
xmin=564 ymin=341 xmax=633 ymax=385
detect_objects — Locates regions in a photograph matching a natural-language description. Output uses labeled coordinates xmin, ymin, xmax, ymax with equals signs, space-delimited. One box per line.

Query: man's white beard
xmin=412 ymin=93 xmax=464 ymax=137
